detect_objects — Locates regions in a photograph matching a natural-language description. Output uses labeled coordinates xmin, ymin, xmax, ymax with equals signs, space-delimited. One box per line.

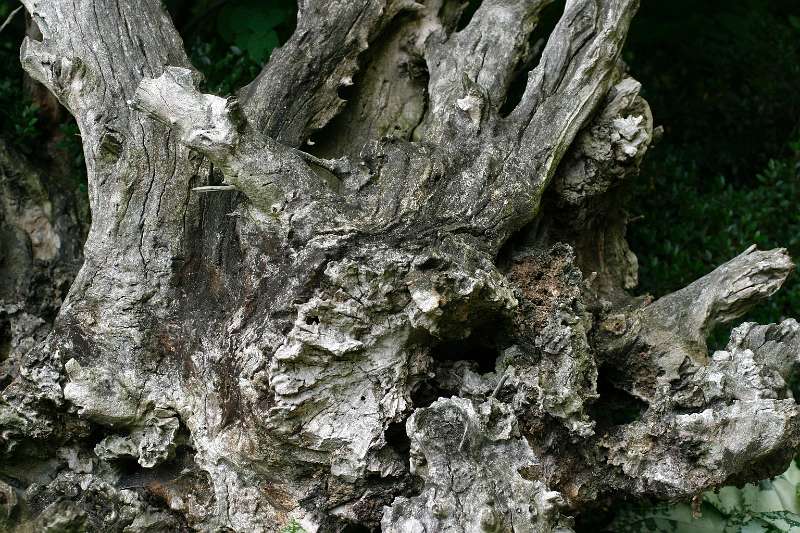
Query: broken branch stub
xmin=602 ymin=247 xmax=795 ymax=401
xmin=133 ymin=67 xmax=241 ymax=159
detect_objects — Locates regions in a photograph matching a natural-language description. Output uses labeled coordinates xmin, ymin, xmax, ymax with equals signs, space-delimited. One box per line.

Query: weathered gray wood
xmin=2 ymin=0 xmax=799 ymax=532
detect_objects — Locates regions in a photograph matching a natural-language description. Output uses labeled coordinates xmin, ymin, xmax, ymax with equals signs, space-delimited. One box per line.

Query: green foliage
xmin=626 ymin=0 xmax=800 ymax=346
xmin=612 ymin=461 xmax=800 ymax=532
xmin=56 ymin=121 xmax=87 ymax=193
xmin=188 ymin=39 xmax=262 ymax=95
xmin=279 ymin=519 xmax=306 ymax=533
xmin=628 ymin=135 xmax=800 ymax=347
xmin=0 ymin=4 xmax=44 ymax=155
xmin=3 ymin=100 xmax=43 ymax=148
xmin=165 ymin=0 xmax=295 ymax=94
xmin=625 ymin=0 xmax=800 ymax=181
xmin=215 ymin=0 xmax=292 ymax=63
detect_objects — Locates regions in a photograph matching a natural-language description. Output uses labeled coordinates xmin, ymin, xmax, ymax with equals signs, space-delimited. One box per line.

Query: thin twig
xmin=490 ymin=368 xmax=509 ymax=399
xmin=192 ymin=185 xmax=237 ymax=193
xmin=294 ymin=150 xmax=350 ymax=176
xmin=0 ymin=6 xmax=23 ymax=35
xmin=458 ymin=422 xmax=469 ymax=451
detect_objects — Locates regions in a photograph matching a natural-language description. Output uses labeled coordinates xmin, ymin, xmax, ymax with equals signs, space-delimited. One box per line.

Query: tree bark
xmin=2 ymin=0 xmax=799 ymax=531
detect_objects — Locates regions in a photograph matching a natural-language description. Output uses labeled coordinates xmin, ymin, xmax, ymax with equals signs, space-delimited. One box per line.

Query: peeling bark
xmin=2 ymin=0 xmax=799 ymax=532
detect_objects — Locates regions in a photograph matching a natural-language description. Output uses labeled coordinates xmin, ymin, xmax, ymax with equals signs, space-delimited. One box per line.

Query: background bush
xmin=0 ymin=4 xmax=43 ymax=154
xmin=164 ymin=0 xmax=294 ymax=94
xmin=624 ymin=0 xmax=800 ymax=338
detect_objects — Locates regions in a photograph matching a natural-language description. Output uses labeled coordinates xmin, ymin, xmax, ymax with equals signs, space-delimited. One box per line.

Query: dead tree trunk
xmin=2 ymin=0 xmax=799 ymax=531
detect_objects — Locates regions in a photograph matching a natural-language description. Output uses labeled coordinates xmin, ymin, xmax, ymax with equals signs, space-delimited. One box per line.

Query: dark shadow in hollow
xmin=454 ymin=0 xmax=482 ymax=32
xmin=588 ymin=368 xmax=648 ymax=433
xmin=340 ymin=524 xmax=376 ymax=533
xmin=499 ymin=0 xmax=567 ymax=118
xmin=411 ymin=315 xmax=511 ymax=408
xmin=384 ymin=420 xmax=411 ymax=458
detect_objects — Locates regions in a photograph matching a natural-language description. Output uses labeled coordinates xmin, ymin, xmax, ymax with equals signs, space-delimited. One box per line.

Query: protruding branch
xmin=0 ymin=5 xmax=22 ymax=34
xmin=19 ymin=0 xmax=191 ymax=119
xmin=645 ymin=246 xmax=793 ymax=350
xmin=420 ymin=0 xmax=553 ymax=141
xmin=192 ymin=185 xmax=238 ymax=193
xmin=240 ymin=0 xmax=414 ymax=146
xmin=598 ymin=247 xmax=794 ymax=401
xmin=507 ymin=0 xmax=640 ymax=188
xmin=511 ymin=0 xmax=638 ymax=127
xmin=134 ymin=67 xmax=241 ymax=159
xmin=133 ymin=68 xmax=347 ymax=217
xmin=19 ymin=37 xmax=89 ymax=115
xmin=448 ymin=0 xmax=640 ymax=248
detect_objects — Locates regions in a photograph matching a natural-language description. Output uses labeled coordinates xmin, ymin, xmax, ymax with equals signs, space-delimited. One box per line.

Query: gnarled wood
xmin=2 ymin=1 xmax=799 ymax=532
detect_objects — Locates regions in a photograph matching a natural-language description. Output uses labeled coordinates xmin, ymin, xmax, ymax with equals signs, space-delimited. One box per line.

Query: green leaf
xmin=616 ymin=462 xmax=800 ymax=533
xmin=612 ymin=503 xmax=729 ymax=533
